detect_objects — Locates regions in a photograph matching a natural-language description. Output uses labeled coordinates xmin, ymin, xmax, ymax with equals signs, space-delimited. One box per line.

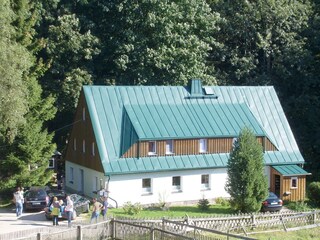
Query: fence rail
xmin=1 ymin=210 xmax=320 ymax=240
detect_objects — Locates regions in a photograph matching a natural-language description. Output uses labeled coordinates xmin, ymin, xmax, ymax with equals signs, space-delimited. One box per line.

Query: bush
xmin=215 ymin=197 xmax=230 ymax=206
xmin=308 ymin=182 xmax=320 ymax=206
xmin=198 ymin=198 xmax=210 ymax=211
xmin=286 ymin=201 xmax=311 ymax=211
xmin=122 ymin=201 xmax=143 ymax=215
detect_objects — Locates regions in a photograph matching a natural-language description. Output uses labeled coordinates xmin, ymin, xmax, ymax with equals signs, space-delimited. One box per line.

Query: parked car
xmin=24 ymin=187 xmax=50 ymax=211
xmin=261 ymin=192 xmax=283 ymax=212
xmin=44 ymin=192 xmax=90 ymax=220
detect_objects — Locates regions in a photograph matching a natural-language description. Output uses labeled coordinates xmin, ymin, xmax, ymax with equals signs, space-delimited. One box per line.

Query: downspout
xmin=105 ymin=175 xmax=118 ymax=208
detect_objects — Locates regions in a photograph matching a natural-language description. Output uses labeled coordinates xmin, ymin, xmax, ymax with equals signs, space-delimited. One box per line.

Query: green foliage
xmin=225 ymin=127 xmax=268 ymax=213
xmin=286 ymin=201 xmax=312 ymax=212
xmin=307 ymin=182 xmax=320 ymax=206
xmin=122 ymin=202 xmax=143 ymax=215
xmin=215 ymin=197 xmax=230 ymax=207
xmin=85 ymin=0 xmax=221 ymax=86
xmin=198 ymin=198 xmax=210 ymax=211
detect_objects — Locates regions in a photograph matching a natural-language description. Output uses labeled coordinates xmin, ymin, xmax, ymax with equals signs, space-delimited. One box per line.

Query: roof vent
xmin=189 ymin=79 xmax=203 ymax=98
xmin=187 ymin=79 xmax=218 ymax=99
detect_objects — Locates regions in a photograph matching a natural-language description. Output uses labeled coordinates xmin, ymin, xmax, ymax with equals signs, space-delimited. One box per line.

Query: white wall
xmin=66 ymin=161 xmax=271 ymax=207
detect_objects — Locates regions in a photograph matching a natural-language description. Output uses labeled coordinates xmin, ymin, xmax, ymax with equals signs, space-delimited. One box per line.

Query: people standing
xmin=51 ymin=197 xmax=61 ymax=226
xmin=65 ymin=195 xmax=74 ymax=227
xmin=101 ymin=196 xmax=108 ymax=221
xmin=12 ymin=187 xmax=24 ymax=218
xmin=90 ymin=198 xmax=102 ymax=224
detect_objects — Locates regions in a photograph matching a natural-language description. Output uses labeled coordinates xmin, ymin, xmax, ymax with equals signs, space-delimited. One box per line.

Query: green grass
xmin=250 ymin=227 xmax=320 ymax=240
xmin=108 ymin=204 xmax=236 ymax=218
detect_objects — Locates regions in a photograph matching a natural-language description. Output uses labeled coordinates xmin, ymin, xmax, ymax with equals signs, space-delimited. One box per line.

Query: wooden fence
xmin=2 ymin=210 xmax=320 ymax=240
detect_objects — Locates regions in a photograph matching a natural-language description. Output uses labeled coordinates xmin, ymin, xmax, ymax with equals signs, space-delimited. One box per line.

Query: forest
xmin=0 ymin=0 xmax=319 ymax=192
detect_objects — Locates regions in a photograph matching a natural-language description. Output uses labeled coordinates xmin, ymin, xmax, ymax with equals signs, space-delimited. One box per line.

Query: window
xmin=82 ymin=107 xmax=86 ymax=121
xmin=94 ymin=177 xmax=99 ymax=191
xmin=148 ymin=141 xmax=157 ymax=155
xmin=201 ymin=174 xmax=210 ymax=190
xmin=92 ymin=142 xmax=95 ymax=156
xmin=291 ymin=177 xmax=298 ymax=189
xmin=199 ymin=139 xmax=207 ymax=153
xmin=69 ymin=167 xmax=74 ymax=184
xmin=142 ymin=178 xmax=152 ymax=194
xmin=48 ymin=158 xmax=55 ymax=169
xmin=73 ymin=138 xmax=77 ymax=151
xmin=166 ymin=140 xmax=174 ymax=154
xmin=172 ymin=176 xmax=181 ymax=191
xmin=82 ymin=139 xmax=86 ymax=153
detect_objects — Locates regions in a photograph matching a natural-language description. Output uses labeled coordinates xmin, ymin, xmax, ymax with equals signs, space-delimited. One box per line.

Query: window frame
xmin=199 ymin=139 xmax=207 ymax=153
xmin=291 ymin=177 xmax=298 ymax=189
xmin=92 ymin=142 xmax=95 ymax=156
xmin=148 ymin=141 xmax=157 ymax=155
xmin=201 ymin=174 xmax=210 ymax=190
xmin=73 ymin=138 xmax=77 ymax=151
xmin=69 ymin=167 xmax=74 ymax=184
xmin=166 ymin=140 xmax=174 ymax=155
xmin=172 ymin=176 xmax=182 ymax=192
xmin=142 ymin=178 xmax=152 ymax=194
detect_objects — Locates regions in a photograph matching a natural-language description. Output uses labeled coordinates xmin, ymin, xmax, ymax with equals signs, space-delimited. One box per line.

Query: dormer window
xmin=148 ymin=141 xmax=156 ymax=155
xmin=199 ymin=139 xmax=207 ymax=153
xmin=166 ymin=140 xmax=174 ymax=154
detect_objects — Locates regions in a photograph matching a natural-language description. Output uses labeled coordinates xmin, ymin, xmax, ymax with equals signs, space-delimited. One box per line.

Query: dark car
xmin=261 ymin=192 xmax=283 ymax=212
xmin=44 ymin=192 xmax=90 ymax=220
xmin=24 ymin=187 xmax=50 ymax=211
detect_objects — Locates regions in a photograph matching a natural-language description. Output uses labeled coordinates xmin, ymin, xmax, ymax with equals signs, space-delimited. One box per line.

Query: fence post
xmin=111 ymin=218 xmax=116 ymax=240
xmin=162 ymin=217 xmax=165 ymax=240
xmin=77 ymin=225 xmax=82 ymax=240
xmin=36 ymin=233 xmax=41 ymax=240
xmin=313 ymin=210 xmax=317 ymax=224
xmin=150 ymin=226 xmax=155 ymax=240
xmin=251 ymin=213 xmax=256 ymax=229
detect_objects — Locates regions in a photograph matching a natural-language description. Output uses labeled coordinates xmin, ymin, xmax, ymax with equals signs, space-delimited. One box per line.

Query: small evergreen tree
xmin=225 ymin=127 xmax=268 ymax=213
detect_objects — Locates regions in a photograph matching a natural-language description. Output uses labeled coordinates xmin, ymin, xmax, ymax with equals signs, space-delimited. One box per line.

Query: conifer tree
xmin=225 ymin=127 xmax=268 ymax=213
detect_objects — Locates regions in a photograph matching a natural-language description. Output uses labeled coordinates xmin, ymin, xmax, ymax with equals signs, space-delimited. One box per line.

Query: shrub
xmin=215 ymin=197 xmax=230 ymax=206
xmin=122 ymin=201 xmax=143 ymax=215
xmin=308 ymin=182 xmax=320 ymax=206
xmin=198 ymin=198 xmax=210 ymax=211
xmin=286 ymin=201 xmax=311 ymax=211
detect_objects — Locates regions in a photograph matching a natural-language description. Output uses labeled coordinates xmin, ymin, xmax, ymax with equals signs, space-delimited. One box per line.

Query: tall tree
xmin=82 ymin=0 xmax=222 ymax=85
xmin=0 ymin=0 xmax=57 ymax=191
xmin=225 ymin=127 xmax=268 ymax=213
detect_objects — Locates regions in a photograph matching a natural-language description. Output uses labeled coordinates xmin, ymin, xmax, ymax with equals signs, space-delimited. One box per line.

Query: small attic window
xmin=204 ymin=87 xmax=215 ymax=95
xmin=82 ymin=107 xmax=86 ymax=121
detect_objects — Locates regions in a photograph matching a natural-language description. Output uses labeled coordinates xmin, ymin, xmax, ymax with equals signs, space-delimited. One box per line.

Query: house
xmin=64 ymin=80 xmax=310 ymax=206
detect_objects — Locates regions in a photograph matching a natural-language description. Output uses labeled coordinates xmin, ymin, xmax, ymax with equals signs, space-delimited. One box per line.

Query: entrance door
xmin=274 ymin=174 xmax=281 ymax=197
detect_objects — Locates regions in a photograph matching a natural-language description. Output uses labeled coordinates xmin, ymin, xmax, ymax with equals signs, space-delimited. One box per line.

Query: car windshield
xmin=268 ymin=192 xmax=278 ymax=199
xmin=25 ymin=190 xmax=46 ymax=198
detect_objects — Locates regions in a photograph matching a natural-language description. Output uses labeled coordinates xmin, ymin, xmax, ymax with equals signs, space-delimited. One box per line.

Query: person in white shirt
xmin=13 ymin=187 xmax=24 ymax=217
xmin=65 ymin=195 xmax=74 ymax=227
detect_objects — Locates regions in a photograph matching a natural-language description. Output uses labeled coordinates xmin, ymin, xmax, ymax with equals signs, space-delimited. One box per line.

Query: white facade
xmin=66 ymin=161 xmax=271 ymax=207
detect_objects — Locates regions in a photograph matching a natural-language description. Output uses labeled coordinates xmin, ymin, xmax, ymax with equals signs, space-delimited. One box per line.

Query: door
xmin=274 ymin=174 xmax=281 ymax=197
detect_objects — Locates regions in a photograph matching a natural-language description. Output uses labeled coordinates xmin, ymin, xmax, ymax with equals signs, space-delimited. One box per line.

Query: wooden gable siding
xmin=64 ymin=92 xmax=104 ymax=173
xmin=121 ymin=137 xmax=277 ymax=158
xmin=270 ymin=168 xmax=306 ymax=201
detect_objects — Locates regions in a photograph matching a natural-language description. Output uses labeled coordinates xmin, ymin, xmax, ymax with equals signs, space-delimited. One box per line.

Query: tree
xmin=225 ymin=127 xmax=268 ymax=213
xmin=0 ymin=0 xmax=57 ymax=191
xmin=82 ymin=0 xmax=221 ymax=86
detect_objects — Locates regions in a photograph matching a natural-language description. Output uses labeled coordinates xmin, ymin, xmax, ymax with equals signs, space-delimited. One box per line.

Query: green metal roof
xmin=272 ymin=165 xmax=311 ymax=176
xmin=124 ymin=102 xmax=266 ymax=140
xmin=82 ymin=84 xmax=306 ymax=175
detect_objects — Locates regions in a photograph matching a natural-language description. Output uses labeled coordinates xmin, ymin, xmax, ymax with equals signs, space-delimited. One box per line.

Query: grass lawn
xmin=108 ymin=204 xmax=236 ymax=218
xmin=250 ymin=227 xmax=320 ymax=240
